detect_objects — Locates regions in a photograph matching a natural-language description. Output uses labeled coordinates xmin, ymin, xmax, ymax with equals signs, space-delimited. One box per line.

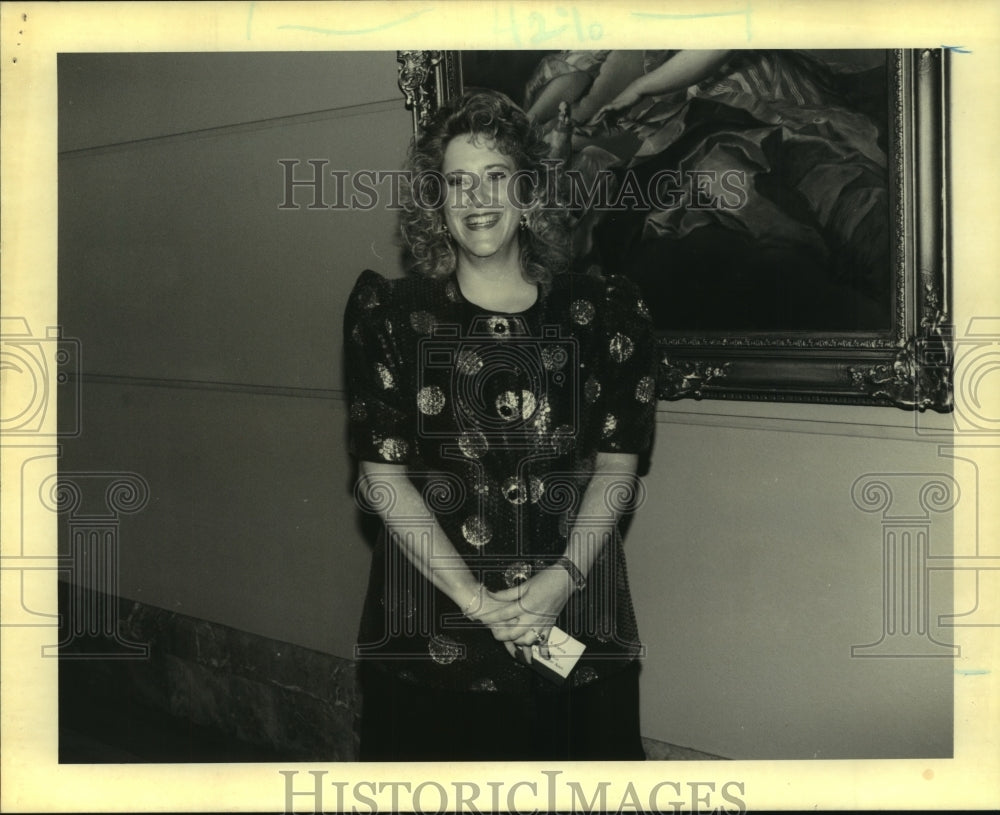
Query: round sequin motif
xmin=458 ymin=431 xmax=488 ymax=459
xmin=351 ymin=324 xmax=364 ymax=345
xmin=636 ymin=298 xmax=651 ymax=319
xmin=573 ymin=666 xmax=599 ymax=687
xmin=531 ymin=396 xmax=552 ymax=433
xmin=374 ymin=362 xmax=395 ymax=390
xmin=349 ymin=400 xmax=368 ymax=422
xmin=384 ymin=319 xmax=393 ymax=335
xmin=486 ymin=316 xmax=511 ymax=336
xmin=409 ymin=310 xmax=436 ymax=335
xmin=635 ymin=375 xmax=655 ymax=403
xmin=541 ymin=346 xmax=568 ymax=371
xmin=456 ymin=348 xmax=484 ymax=375
xmin=416 ymin=385 xmax=446 ymax=415
xmin=470 ymin=677 xmax=498 ymax=692
xmin=356 ymin=286 xmax=380 ymax=310
xmin=602 ymin=414 xmax=618 ymax=438
xmin=377 ymin=436 xmax=409 ymax=462
xmin=495 ymin=390 xmax=537 ymax=422
xmin=584 ymin=376 xmax=601 ymax=403
xmin=609 ymin=333 xmax=634 ymax=363
xmin=528 ymin=476 xmax=545 ymax=503
xmin=503 ymin=561 xmax=533 ymax=587
xmin=461 ymin=516 xmax=492 ymax=548
xmin=502 ymin=477 xmax=528 ymax=505
xmin=428 ymin=635 xmax=463 ymax=665
xmin=570 ymin=299 xmax=596 ymax=325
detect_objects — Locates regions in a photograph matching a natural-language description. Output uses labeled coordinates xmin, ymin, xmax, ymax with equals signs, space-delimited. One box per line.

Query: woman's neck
xmin=456 ymin=257 xmax=538 ymax=314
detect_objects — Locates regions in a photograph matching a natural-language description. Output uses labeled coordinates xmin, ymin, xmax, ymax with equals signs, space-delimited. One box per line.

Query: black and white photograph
xmin=2 ymin=2 xmax=998 ymax=813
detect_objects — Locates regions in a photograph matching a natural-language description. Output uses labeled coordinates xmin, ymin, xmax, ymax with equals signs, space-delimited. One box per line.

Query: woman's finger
xmin=487 ymin=585 xmax=523 ymax=602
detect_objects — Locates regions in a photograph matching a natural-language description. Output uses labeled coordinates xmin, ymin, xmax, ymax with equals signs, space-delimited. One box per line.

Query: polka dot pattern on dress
xmin=503 ymin=561 xmax=533 ymax=587
xmin=502 ymin=476 xmax=528 ymax=505
xmin=376 ymin=436 xmax=409 ymax=462
xmin=495 ymin=390 xmax=537 ymax=422
xmin=635 ymin=375 xmax=655 ymax=403
xmin=428 ymin=634 xmax=463 ymax=665
xmin=416 ymin=385 xmax=446 ymax=415
xmin=457 ymin=348 xmax=484 ymax=375
xmin=458 ymin=431 xmax=488 ymax=459
xmin=541 ymin=346 xmax=568 ymax=371
xmin=609 ymin=333 xmax=634 ymax=363
xmin=461 ymin=516 xmax=493 ymax=548
xmin=374 ymin=362 xmax=395 ymax=390
xmin=570 ymin=299 xmax=596 ymax=325
xmin=409 ymin=310 xmax=436 ymax=335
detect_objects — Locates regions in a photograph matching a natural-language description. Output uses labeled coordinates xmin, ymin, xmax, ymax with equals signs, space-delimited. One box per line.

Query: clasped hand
xmin=466 ymin=568 xmax=573 ymax=664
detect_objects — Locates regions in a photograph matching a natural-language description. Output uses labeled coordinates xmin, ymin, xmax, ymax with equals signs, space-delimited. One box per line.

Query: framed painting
xmin=397 ymin=49 xmax=952 ymax=411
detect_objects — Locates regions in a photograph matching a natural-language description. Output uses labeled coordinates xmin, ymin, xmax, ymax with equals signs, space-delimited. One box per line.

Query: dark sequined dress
xmin=345 ymin=268 xmax=657 ymax=694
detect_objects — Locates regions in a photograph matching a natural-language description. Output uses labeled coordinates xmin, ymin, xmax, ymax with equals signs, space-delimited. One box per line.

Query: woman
xmin=344 ymin=89 xmax=658 ymax=761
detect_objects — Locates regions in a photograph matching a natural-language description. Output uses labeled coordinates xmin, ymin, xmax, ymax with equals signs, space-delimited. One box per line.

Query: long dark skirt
xmin=358 ymin=660 xmax=645 ymax=762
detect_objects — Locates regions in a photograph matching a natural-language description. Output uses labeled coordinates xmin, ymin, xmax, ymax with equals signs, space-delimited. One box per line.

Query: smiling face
xmin=441 ymin=135 xmax=525 ymax=270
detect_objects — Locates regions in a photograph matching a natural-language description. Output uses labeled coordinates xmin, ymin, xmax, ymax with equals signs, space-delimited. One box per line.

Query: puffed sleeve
xmin=596 ymin=276 xmax=658 ymax=454
xmin=344 ymin=270 xmax=416 ymax=464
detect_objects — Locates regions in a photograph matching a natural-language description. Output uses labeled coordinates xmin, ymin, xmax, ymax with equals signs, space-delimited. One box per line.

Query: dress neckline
xmin=449 ymin=276 xmax=542 ymax=316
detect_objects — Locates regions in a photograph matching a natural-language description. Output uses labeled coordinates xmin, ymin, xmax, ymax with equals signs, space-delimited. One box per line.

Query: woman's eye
xmin=486 ymin=171 xmax=508 ymax=181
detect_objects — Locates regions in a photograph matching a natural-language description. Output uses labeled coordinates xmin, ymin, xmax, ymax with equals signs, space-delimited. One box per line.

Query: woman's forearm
xmin=559 ymin=452 xmax=641 ymax=583
xmin=631 ymin=49 xmax=731 ymax=98
xmin=357 ymin=461 xmax=481 ymax=612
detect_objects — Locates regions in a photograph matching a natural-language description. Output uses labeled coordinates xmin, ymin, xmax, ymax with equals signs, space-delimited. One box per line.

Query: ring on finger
xmin=528 ymin=627 xmax=546 ymax=645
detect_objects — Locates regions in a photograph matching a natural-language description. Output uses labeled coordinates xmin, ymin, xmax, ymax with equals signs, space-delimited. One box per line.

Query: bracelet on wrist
xmin=553 ymin=556 xmax=587 ymax=592
xmin=461 ymin=587 xmax=481 ymax=617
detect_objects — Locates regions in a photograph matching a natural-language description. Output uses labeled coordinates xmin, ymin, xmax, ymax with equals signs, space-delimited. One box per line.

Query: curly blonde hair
xmin=401 ymin=89 xmax=572 ymax=287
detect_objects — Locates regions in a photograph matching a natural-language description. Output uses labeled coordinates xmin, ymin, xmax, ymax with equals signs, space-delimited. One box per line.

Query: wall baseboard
xmin=57 ymin=582 xmax=724 ymax=762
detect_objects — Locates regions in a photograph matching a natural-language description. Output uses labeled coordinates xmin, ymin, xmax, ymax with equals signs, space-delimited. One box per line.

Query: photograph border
xmin=1 ymin=2 xmax=998 ymax=813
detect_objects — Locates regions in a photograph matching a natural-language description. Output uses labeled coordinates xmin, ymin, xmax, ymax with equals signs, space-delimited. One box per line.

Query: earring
xmin=519 ymin=213 xmax=529 ymax=230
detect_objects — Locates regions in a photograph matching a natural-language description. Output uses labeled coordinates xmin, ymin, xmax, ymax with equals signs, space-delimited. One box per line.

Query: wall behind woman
xmin=58 ymin=51 xmax=953 ymax=760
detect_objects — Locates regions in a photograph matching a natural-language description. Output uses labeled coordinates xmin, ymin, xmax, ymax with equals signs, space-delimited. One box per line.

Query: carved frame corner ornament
xmin=850 ymin=310 xmax=954 ymax=412
xmin=397 ymin=49 xmax=954 ymax=412
xmin=397 ymin=51 xmax=461 ymax=136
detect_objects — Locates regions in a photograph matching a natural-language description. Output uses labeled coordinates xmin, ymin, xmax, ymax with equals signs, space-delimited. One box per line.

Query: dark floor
xmin=59 ymin=694 xmax=288 ymax=763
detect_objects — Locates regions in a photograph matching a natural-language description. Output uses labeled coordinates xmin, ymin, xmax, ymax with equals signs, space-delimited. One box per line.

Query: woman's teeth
xmin=464 ymin=213 xmax=502 ymax=230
